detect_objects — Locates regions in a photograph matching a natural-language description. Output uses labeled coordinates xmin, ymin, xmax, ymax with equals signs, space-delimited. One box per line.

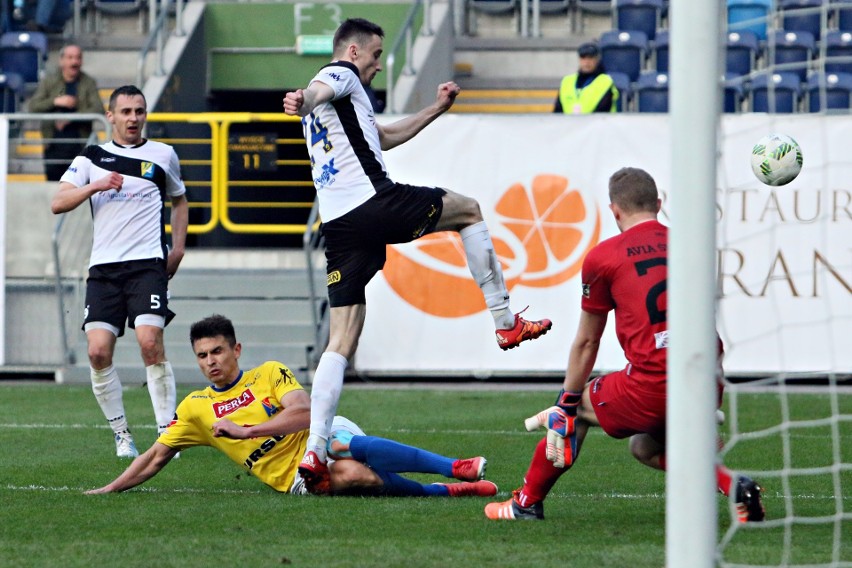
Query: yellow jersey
xmin=157 ymin=361 xmax=309 ymax=492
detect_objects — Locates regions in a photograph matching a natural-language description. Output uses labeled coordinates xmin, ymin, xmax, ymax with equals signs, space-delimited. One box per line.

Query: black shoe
xmin=735 ymin=476 xmax=765 ymax=523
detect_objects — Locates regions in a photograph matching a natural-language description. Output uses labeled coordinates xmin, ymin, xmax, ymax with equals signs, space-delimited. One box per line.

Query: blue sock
xmin=374 ymin=470 xmax=447 ymax=497
xmin=348 ymin=435 xmax=454 ymax=477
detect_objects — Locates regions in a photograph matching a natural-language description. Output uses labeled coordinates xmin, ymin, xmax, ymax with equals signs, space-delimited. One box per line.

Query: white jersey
xmin=302 ymin=61 xmax=391 ymax=222
xmin=61 ymin=140 xmax=186 ymax=268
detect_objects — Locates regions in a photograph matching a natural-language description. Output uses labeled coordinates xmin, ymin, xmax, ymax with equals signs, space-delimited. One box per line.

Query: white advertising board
xmin=355 ymin=114 xmax=850 ymax=376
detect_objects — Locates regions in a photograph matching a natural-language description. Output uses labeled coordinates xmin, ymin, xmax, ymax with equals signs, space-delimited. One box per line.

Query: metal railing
xmin=386 ymin=0 xmax=431 ymax=113
xmin=137 ymin=0 xmax=185 ymax=87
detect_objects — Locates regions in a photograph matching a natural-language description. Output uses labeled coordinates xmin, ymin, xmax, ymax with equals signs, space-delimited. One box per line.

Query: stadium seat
xmin=723 ymin=72 xmax=745 ymax=112
xmin=835 ymin=0 xmax=852 ymax=31
xmin=609 ymin=70 xmax=632 ymax=111
xmin=537 ymin=0 xmax=571 ymax=14
xmin=806 ymin=71 xmax=852 ymax=110
xmin=769 ymin=30 xmax=816 ymax=81
xmin=635 ymin=71 xmax=669 ymax=112
xmin=576 ymin=0 xmax=614 ymax=32
xmin=0 ymin=71 xmax=24 ymax=113
xmin=469 ymin=0 xmax=517 ymax=15
xmin=726 ymin=30 xmax=761 ymax=76
xmin=748 ymin=71 xmax=803 ymax=112
xmin=614 ymin=0 xmax=664 ymax=41
xmin=727 ymin=0 xmax=773 ymax=40
xmin=0 ymin=31 xmax=48 ymax=84
xmin=654 ymin=28 xmax=670 ymax=72
xmin=600 ymin=29 xmax=649 ymax=82
xmin=778 ymin=0 xmax=826 ymax=41
xmin=825 ymin=30 xmax=852 ymax=74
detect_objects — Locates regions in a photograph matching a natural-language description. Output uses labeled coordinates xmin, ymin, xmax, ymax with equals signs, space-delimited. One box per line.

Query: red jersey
xmin=581 ymin=219 xmax=669 ymax=374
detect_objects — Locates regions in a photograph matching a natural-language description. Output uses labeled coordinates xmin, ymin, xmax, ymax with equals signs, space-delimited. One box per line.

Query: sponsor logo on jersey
xmin=582 ymin=283 xmax=591 ymax=299
xmin=141 ymin=161 xmax=155 ymax=179
xmin=654 ymin=330 xmax=669 ymax=349
xmin=326 ymin=72 xmax=342 ymax=82
xmin=243 ymin=435 xmax=286 ymax=470
xmin=213 ymin=389 xmax=256 ymax=418
xmin=327 ymin=270 xmax=341 ymax=285
xmin=68 ymin=166 xmax=77 ymax=173
xmin=261 ymin=397 xmax=280 ymax=417
xmin=100 ymin=157 xmax=116 ymax=163
xmin=314 ymin=158 xmax=339 ymax=187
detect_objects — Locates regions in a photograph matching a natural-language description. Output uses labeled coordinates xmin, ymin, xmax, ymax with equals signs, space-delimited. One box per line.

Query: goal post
xmin=666 ymin=0 xmax=722 ymax=566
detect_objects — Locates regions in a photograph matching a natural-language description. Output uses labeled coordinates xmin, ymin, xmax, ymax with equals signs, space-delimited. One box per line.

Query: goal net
xmin=712 ymin=4 xmax=852 ymax=567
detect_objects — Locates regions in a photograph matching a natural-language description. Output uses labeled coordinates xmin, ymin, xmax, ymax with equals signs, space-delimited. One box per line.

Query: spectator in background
xmin=25 ymin=0 xmax=71 ymax=33
xmin=553 ymin=42 xmax=619 ymax=114
xmin=28 ymin=44 xmax=103 ymax=180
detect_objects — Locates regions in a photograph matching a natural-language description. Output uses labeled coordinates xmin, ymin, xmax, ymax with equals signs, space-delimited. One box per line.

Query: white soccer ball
xmin=750 ymin=133 xmax=803 ymax=186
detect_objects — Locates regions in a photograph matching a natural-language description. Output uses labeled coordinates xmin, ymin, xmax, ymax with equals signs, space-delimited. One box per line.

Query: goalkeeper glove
xmin=523 ymin=389 xmax=582 ymax=468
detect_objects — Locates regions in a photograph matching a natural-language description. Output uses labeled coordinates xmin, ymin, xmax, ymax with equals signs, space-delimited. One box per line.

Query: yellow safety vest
xmin=558 ymin=73 xmax=619 ymax=114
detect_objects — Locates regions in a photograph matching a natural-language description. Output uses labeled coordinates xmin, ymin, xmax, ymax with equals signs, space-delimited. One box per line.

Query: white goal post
xmin=666 ymin=0 xmax=722 ymax=566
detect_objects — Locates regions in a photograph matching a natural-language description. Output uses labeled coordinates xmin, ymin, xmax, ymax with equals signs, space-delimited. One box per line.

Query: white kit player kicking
xmin=51 ymin=85 xmax=189 ymax=458
xmin=283 ymin=18 xmax=552 ymax=493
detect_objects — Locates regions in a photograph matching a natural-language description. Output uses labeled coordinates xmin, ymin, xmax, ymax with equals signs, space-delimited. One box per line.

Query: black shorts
xmin=83 ymin=258 xmax=174 ymax=337
xmin=322 ymin=183 xmax=446 ymax=307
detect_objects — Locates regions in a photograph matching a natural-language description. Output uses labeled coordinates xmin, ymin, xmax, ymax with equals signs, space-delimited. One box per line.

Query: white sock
xmin=460 ymin=221 xmax=514 ymax=329
xmin=308 ymin=352 xmax=348 ymax=461
xmin=146 ymin=361 xmax=177 ymax=434
xmin=91 ymin=365 xmax=130 ymax=436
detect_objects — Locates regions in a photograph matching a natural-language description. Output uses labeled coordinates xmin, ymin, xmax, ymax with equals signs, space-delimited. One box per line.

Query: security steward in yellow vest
xmin=554 ymin=42 xmax=619 ymax=114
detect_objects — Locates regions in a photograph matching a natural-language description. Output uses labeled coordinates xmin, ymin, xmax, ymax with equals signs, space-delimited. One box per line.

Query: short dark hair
xmin=108 ymin=85 xmax=146 ymax=112
xmin=608 ymin=167 xmax=659 ymax=213
xmin=190 ymin=314 xmax=237 ymax=348
xmin=333 ymin=18 xmax=384 ymax=55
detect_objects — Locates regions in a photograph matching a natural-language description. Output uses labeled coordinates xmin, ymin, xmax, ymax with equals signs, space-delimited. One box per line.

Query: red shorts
xmin=589 ymin=367 xmax=667 ymax=440
xmin=589 ymin=366 xmax=725 ymax=441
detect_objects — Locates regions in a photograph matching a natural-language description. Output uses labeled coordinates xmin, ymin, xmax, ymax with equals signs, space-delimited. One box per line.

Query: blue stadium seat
xmin=654 ymin=28 xmax=670 ymax=73
xmin=778 ymin=0 xmax=826 ymax=41
xmin=727 ymin=0 xmax=773 ymax=40
xmin=470 ymin=0 xmax=516 ymax=13
xmin=769 ymin=30 xmax=815 ymax=81
xmin=835 ymin=0 xmax=852 ymax=31
xmin=635 ymin=71 xmax=669 ymax=112
xmin=0 ymin=71 xmax=24 ymax=113
xmin=537 ymin=0 xmax=571 ymax=14
xmin=615 ymin=0 xmax=664 ymax=41
xmin=806 ymin=71 xmax=852 ymax=110
xmin=600 ymin=29 xmax=649 ymax=82
xmin=723 ymin=72 xmax=745 ymax=112
xmin=726 ymin=30 xmax=761 ymax=76
xmin=608 ymin=70 xmax=632 ymax=111
xmin=825 ymin=30 xmax=852 ymax=74
xmin=0 ymin=31 xmax=48 ymax=84
xmin=748 ymin=71 xmax=803 ymax=112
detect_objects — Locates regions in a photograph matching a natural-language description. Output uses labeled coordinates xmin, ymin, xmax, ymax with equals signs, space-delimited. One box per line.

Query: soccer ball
xmin=750 ymin=133 xmax=803 ymax=186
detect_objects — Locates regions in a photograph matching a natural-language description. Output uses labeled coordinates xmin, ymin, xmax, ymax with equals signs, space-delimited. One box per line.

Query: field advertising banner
xmin=355 ymin=114 xmax=851 ymax=376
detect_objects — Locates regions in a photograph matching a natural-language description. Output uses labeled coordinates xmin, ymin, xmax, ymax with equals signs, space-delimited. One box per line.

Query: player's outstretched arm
xmin=212 ymin=389 xmax=310 ymax=439
xmin=563 ymin=310 xmax=607 ymax=394
xmin=50 ymin=173 xmax=124 ymax=214
xmin=84 ymin=442 xmax=179 ymax=494
xmin=378 ymin=81 xmax=460 ymax=151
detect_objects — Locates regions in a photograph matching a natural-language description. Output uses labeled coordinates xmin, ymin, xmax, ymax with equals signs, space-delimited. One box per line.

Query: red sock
xmin=717 ymin=464 xmax=733 ymax=496
xmin=517 ymin=438 xmax=570 ymax=506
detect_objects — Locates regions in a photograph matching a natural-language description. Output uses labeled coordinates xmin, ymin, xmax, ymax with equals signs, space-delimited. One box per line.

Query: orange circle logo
xmin=383 ymin=175 xmax=600 ymax=318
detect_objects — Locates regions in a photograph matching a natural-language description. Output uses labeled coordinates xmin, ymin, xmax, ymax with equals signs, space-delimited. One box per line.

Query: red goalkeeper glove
xmin=523 ymin=389 xmax=582 ymax=468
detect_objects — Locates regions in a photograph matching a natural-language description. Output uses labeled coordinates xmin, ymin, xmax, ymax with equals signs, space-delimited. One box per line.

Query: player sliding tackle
xmin=485 ymin=167 xmax=765 ymax=522
xmin=84 ymin=315 xmax=498 ymax=498
xmin=283 ymin=17 xmax=552 ymax=494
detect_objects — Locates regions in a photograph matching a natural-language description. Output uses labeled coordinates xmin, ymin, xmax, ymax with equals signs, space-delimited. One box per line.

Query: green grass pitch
xmin=0 ymin=382 xmax=849 ymax=567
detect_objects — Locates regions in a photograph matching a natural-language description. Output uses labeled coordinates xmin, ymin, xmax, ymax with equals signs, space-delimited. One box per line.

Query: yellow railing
xmin=147 ymin=112 xmax=317 ymax=235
